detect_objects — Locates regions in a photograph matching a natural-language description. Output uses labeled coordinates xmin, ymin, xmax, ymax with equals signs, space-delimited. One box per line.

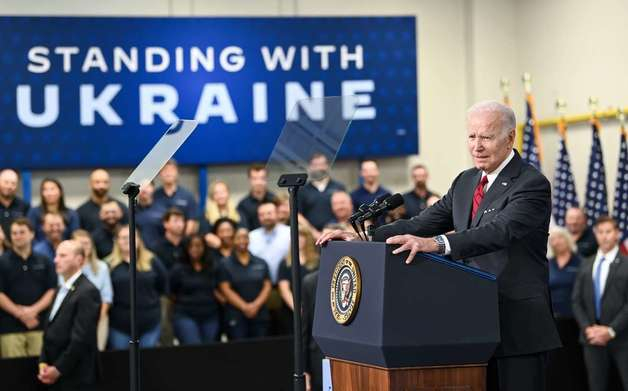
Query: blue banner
xmin=0 ymin=16 xmax=418 ymax=169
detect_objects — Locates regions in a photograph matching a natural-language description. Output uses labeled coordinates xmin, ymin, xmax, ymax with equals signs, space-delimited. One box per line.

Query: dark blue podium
xmin=313 ymin=241 xmax=499 ymax=390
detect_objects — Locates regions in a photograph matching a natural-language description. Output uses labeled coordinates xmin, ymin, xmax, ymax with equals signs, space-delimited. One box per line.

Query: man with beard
xmin=350 ymin=160 xmax=391 ymax=210
xmin=402 ymin=164 xmax=439 ymax=218
xmin=154 ymin=160 xmax=199 ymax=236
xmin=77 ymin=169 xmax=128 ymax=233
xmin=91 ymin=201 xmax=124 ymax=259
xmin=237 ymin=164 xmax=277 ymax=230
xmin=0 ymin=169 xmax=30 ymax=240
xmin=33 ymin=213 xmax=66 ymax=261
xmin=300 ymin=153 xmax=346 ymax=231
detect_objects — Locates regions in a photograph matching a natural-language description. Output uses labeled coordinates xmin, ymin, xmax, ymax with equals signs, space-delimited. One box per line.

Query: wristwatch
xmin=608 ymin=327 xmax=617 ymax=339
xmin=433 ymin=235 xmax=446 ymax=255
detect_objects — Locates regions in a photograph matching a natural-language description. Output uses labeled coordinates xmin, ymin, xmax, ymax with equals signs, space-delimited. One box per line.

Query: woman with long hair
xmin=204 ymin=181 xmax=240 ymax=226
xmin=27 ymin=178 xmax=80 ymax=240
xmin=218 ymin=228 xmax=271 ymax=340
xmin=107 ymin=225 xmax=168 ymax=349
xmin=0 ymin=225 xmax=8 ymax=256
xmin=277 ymin=226 xmax=319 ymax=333
xmin=72 ymin=229 xmax=113 ymax=351
xmin=169 ymin=235 xmax=224 ymax=345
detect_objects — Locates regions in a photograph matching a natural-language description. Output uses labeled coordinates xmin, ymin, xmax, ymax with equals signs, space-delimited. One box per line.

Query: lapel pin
xmin=501 ymin=182 xmax=508 ymax=186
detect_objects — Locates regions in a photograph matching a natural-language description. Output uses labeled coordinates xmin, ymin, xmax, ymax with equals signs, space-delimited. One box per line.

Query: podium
xmin=313 ymin=241 xmax=500 ymax=391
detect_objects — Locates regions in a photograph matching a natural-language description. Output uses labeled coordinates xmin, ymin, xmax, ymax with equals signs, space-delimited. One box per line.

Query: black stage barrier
xmin=1 ymin=336 xmax=294 ymax=391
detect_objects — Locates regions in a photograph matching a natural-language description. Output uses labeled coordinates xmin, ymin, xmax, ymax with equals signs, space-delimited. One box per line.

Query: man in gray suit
xmin=572 ymin=215 xmax=628 ymax=391
xmin=318 ymin=101 xmax=561 ymax=391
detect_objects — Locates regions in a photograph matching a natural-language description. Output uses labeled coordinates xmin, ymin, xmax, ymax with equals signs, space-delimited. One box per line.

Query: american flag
xmin=552 ymin=119 xmax=579 ymax=226
xmin=612 ymin=124 xmax=628 ymax=240
xmin=521 ymin=94 xmax=542 ymax=170
xmin=585 ymin=119 xmax=609 ymax=225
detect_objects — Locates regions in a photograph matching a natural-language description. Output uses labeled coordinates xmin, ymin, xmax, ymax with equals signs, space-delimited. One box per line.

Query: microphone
xmin=349 ymin=194 xmax=389 ymax=240
xmin=356 ymin=193 xmax=404 ymax=223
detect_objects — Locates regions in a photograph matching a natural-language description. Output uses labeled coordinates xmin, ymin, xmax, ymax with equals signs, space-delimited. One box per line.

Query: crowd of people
xmin=0 ymin=156 xmax=438 ymax=357
xmin=0 ymin=147 xmax=626 ymax=391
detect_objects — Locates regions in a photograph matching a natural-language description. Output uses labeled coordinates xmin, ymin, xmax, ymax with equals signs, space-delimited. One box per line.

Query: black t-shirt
xmin=109 ymin=258 xmax=168 ymax=334
xmin=153 ymin=238 xmax=185 ymax=271
xmin=299 ymin=179 xmax=346 ymax=231
xmin=217 ymin=254 xmax=270 ymax=319
xmin=237 ymin=191 xmax=276 ymax=230
xmin=77 ymin=198 xmax=128 ymax=233
xmin=576 ymin=227 xmax=598 ymax=258
xmin=402 ymin=189 xmax=438 ymax=219
xmin=0 ymin=250 xmax=57 ymax=334
xmin=0 ymin=197 xmax=30 ymax=239
xmin=277 ymin=259 xmax=316 ymax=289
xmin=170 ymin=262 xmax=219 ymax=319
xmin=91 ymin=226 xmax=115 ymax=259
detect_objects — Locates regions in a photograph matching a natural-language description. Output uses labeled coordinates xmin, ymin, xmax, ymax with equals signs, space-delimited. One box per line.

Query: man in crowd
xmin=92 ymin=201 xmax=124 ymax=259
xmin=0 ymin=169 xmax=30 ymax=240
xmin=154 ymin=160 xmax=198 ymax=236
xmin=238 ymin=164 xmax=277 ymax=230
xmin=330 ymin=191 xmax=354 ymax=230
xmin=38 ymin=240 xmax=101 ymax=390
xmin=566 ymin=207 xmax=598 ymax=258
xmin=403 ymin=164 xmax=439 ymax=218
xmin=248 ymin=201 xmax=290 ymax=283
xmin=136 ymin=181 xmax=164 ymax=252
xmin=153 ymin=208 xmax=186 ymax=271
xmin=572 ymin=216 xmax=628 ymax=391
xmin=350 ymin=160 xmax=390 ymax=210
xmin=318 ymin=101 xmax=561 ymax=390
xmin=33 ymin=212 xmax=66 ymax=261
xmin=0 ymin=218 xmax=56 ymax=358
xmin=300 ymin=153 xmax=346 ymax=231
xmin=77 ymin=168 xmax=128 ymax=233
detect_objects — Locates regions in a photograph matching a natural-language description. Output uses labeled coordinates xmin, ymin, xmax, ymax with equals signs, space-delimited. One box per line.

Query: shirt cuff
xmin=439 ymin=235 xmax=451 ymax=255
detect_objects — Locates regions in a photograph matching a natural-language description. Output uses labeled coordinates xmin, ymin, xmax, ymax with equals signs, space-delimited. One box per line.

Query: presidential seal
xmin=330 ymin=256 xmax=362 ymax=325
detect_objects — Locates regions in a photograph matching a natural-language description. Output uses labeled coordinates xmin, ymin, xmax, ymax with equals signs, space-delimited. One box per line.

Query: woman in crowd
xmin=0 ymin=226 xmax=8 ymax=256
xmin=218 ymin=227 xmax=271 ymax=340
xmin=277 ymin=226 xmax=319 ymax=333
xmin=107 ymin=225 xmax=168 ymax=349
xmin=204 ymin=181 xmax=240 ymax=226
xmin=546 ymin=227 xmax=587 ymax=391
xmin=204 ymin=217 xmax=237 ymax=261
xmin=170 ymin=235 xmax=224 ymax=345
xmin=27 ymin=178 xmax=80 ymax=240
xmin=72 ymin=229 xmax=113 ymax=351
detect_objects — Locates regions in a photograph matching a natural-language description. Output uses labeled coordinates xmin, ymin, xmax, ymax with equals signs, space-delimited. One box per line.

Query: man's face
xmin=10 ymin=223 xmax=34 ymax=249
xmin=90 ymin=170 xmax=110 ymax=198
xmin=594 ymin=222 xmax=620 ymax=253
xmin=164 ymin=215 xmax=185 ymax=236
xmin=565 ymin=208 xmax=586 ymax=235
xmin=138 ymin=183 xmax=154 ymax=205
xmin=467 ymin=112 xmax=514 ymax=173
xmin=100 ymin=203 xmax=122 ymax=227
xmin=411 ymin=167 xmax=428 ymax=188
xmin=0 ymin=170 xmax=18 ymax=199
xmin=360 ymin=161 xmax=379 ymax=185
xmin=159 ymin=164 xmax=178 ymax=186
xmin=309 ymin=156 xmax=330 ymax=180
xmin=54 ymin=241 xmax=82 ymax=277
xmin=331 ymin=193 xmax=353 ymax=220
xmin=248 ymin=169 xmax=267 ymax=194
xmin=43 ymin=215 xmax=65 ymax=242
xmin=257 ymin=203 xmax=278 ymax=230
xmin=277 ymin=201 xmax=290 ymax=224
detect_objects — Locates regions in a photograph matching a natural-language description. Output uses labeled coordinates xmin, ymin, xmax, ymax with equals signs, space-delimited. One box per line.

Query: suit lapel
xmin=50 ymin=275 xmax=81 ymax=323
xmin=602 ymin=254 xmax=622 ymax=302
xmin=463 ymin=171 xmax=482 ymax=229
xmin=471 ymin=151 xmax=523 ymax=227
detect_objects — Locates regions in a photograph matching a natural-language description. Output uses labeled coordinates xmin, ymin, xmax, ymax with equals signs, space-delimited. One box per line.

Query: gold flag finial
xmin=555 ymin=99 xmax=567 ymax=138
xmin=618 ymin=107 xmax=626 ymax=129
xmin=555 ymin=98 xmax=567 ymax=116
xmin=588 ymin=96 xmax=599 ymax=117
xmin=522 ymin=73 xmax=532 ymax=94
xmin=500 ymin=77 xmax=511 ymax=105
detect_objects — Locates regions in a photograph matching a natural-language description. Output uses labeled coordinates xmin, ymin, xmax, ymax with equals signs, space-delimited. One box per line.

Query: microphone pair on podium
xmin=349 ymin=193 xmax=404 ymax=241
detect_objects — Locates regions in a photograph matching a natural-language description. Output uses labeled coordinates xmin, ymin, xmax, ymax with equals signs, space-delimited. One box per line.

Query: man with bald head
xmin=350 ymin=160 xmax=391 ymax=211
xmin=38 ymin=240 xmax=100 ymax=390
xmin=77 ymin=169 xmax=128 ymax=233
xmin=0 ymin=169 xmax=30 ymax=240
xmin=318 ymin=101 xmax=561 ymax=390
xmin=565 ymin=207 xmax=598 ymax=258
xmin=330 ymin=191 xmax=354 ymax=229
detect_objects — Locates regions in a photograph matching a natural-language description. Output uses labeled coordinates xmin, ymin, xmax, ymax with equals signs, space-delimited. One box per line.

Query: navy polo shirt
xmin=277 ymin=259 xmax=316 ymax=289
xmin=548 ymin=254 xmax=582 ymax=318
xmin=153 ymin=186 xmax=199 ymax=221
xmin=0 ymin=197 xmax=29 ymax=239
xmin=402 ymin=189 xmax=438 ymax=219
xmin=77 ymin=198 xmax=128 ymax=233
xmin=350 ymin=185 xmax=391 ymax=211
xmin=237 ymin=191 xmax=277 ymax=230
xmin=136 ymin=202 xmax=166 ymax=252
xmin=153 ymin=238 xmax=185 ymax=271
xmin=218 ymin=254 xmax=270 ymax=319
xmin=299 ymin=179 xmax=346 ymax=231
xmin=170 ymin=262 xmax=219 ymax=320
xmin=0 ymin=250 xmax=57 ymax=334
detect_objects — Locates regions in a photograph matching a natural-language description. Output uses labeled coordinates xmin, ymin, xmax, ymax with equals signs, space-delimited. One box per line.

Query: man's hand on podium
xmin=315 ymin=230 xmax=360 ymax=246
xmin=386 ymin=235 xmax=438 ymax=264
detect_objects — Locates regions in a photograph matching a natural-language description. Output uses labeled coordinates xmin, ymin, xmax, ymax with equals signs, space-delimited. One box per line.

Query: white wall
xmin=2 ymin=0 xmax=626 ymax=213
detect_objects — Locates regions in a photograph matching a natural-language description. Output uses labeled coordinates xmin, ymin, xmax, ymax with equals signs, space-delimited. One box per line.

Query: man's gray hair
xmin=467 ymin=100 xmax=516 ymax=135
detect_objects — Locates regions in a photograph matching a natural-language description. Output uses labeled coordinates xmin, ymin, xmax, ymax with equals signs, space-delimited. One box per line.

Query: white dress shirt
xmin=49 ymin=270 xmax=82 ymax=321
xmin=592 ymin=245 xmax=619 ymax=297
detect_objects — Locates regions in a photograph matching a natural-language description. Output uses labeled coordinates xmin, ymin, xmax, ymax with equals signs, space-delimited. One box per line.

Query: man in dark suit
xmin=317 ymin=101 xmax=561 ymax=391
xmin=38 ymin=240 xmax=101 ymax=390
xmin=572 ymin=216 xmax=628 ymax=391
